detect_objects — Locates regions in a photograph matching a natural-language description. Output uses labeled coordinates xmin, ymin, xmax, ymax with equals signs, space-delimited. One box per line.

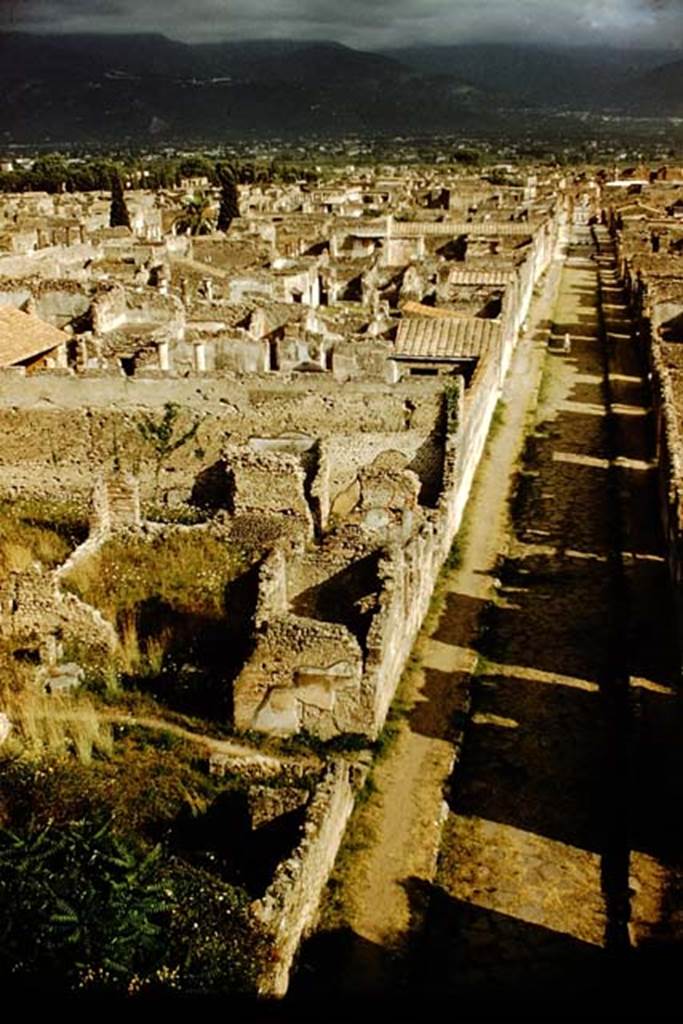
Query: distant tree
xmin=237 ymin=162 xmax=255 ymax=184
xmin=215 ymin=163 xmax=240 ymax=233
xmin=147 ymin=159 xmax=178 ymax=189
xmin=67 ymin=159 xmax=120 ymax=193
xmin=452 ymin=148 xmax=481 ymax=166
xmin=109 ymin=172 xmax=131 ymax=229
xmin=173 ymin=191 xmax=215 ymax=237
xmin=31 ymin=155 xmax=69 ymax=194
xmin=177 ymin=155 xmax=215 ymax=183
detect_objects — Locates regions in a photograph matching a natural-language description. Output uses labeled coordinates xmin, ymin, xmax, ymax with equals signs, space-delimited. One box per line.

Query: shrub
xmin=0 ymin=783 xmax=268 ymax=995
xmin=0 ymin=816 xmax=170 ymax=992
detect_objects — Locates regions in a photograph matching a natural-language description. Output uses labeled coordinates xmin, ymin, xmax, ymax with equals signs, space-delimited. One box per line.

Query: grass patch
xmin=2 ymin=689 xmax=114 ymax=765
xmin=0 ymin=641 xmax=114 ymax=764
xmin=488 ymin=398 xmax=507 ymax=441
xmin=318 ymin=784 xmax=379 ymax=928
xmin=0 ymin=725 xmax=223 ymax=838
xmin=534 ymin=343 xmax=567 ymax=424
xmin=143 ymin=503 xmax=210 ymax=526
xmin=62 ymin=529 xmax=248 ymax=623
xmin=62 ymin=528 xmax=260 ymax=718
xmin=0 ymin=498 xmax=87 ymax=581
xmin=0 ymin=732 xmax=270 ymax=996
xmin=373 ymin=694 xmax=411 ymax=762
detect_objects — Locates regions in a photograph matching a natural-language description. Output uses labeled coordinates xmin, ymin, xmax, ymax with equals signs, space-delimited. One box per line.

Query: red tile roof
xmin=0 ymin=306 xmax=67 ymax=367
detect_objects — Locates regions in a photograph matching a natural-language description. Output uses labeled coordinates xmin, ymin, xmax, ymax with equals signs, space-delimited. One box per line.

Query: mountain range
xmin=0 ymin=32 xmax=681 ymax=145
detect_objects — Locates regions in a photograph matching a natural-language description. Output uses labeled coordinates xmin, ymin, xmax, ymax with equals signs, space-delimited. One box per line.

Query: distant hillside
xmin=1 ymin=33 xmax=679 ymax=145
xmin=384 ymin=44 xmax=678 ymax=111
xmin=623 ymin=59 xmax=683 ymax=115
xmin=0 ymin=32 xmax=491 ymax=143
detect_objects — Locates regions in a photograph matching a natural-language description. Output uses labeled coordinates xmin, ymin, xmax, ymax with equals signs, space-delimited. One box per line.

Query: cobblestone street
xmin=419 ymin=229 xmax=683 ymax=1013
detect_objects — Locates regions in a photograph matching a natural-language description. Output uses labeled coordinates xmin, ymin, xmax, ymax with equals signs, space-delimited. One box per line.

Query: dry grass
xmin=2 ymin=686 xmax=114 ymax=764
xmin=0 ymin=643 xmax=113 ymax=764
xmin=0 ymin=498 xmax=87 ymax=584
xmin=0 ymin=515 xmax=72 ymax=582
xmin=119 ymin=612 xmax=172 ymax=678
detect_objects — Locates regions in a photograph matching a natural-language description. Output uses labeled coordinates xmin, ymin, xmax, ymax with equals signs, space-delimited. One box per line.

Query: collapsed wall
xmin=234 ymin=346 xmax=501 ymax=741
xmin=0 ymin=568 xmax=118 ymax=667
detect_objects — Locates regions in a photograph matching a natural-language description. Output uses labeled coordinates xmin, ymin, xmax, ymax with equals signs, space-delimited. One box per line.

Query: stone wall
xmin=208 ymin=751 xmax=318 ymax=784
xmin=225 ymin=446 xmax=315 ymax=539
xmin=233 ymin=345 xmax=501 ymax=742
xmin=0 ymin=278 xmax=93 ymax=329
xmin=324 ymin=430 xmax=443 ymax=512
xmin=251 ymin=759 xmax=356 ymax=997
xmin=0 ymin=569 xmax=118 ymax=666
xmin=642 ymin=332 xmax=683 ymax=653
xmin=613 ymin=232 xmax=683 ymax=656
xmin=0 ymin=379 xmax=443 ymax=509
xmin=254 ymin=547 xmax=290 ymax=628
xmin=91 ymin=285 xmax=185 ymax=338
xmin=234 ymin=616 xmax=365 ymax=738
xmin=90 ymin=472 xmax=142 ymax=534
xmin=0 ymin=244 xmax=101 ymax=280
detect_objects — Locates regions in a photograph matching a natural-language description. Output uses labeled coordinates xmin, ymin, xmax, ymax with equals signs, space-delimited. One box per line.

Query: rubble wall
xmin=0 ymin=569 xmax=118 ymax=665
xmin=0 ymin=278 xmax=92 ymax=327
xmin=251 ymin=759 xmax=356 ymax=997
xmin=235 ymin=348 xmax=501 ymax=741
xmin=365 ymin=352 xmax=499 ymax=734
xmin=0 ymin=381 xmax=442 ymax=508
xmin=617 ymin=232 xmax=683 ymax=657
xmin=234 ymin=617 xmax=365 ymax=738
xmin=644 ymin=335 xmax=683 ymax=653
xmin=324 ymin=431 xmax=443 ymax=508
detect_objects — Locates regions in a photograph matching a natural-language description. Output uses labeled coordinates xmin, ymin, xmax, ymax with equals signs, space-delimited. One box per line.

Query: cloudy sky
xmin=2 ymin=0 xmax=682 ymax=49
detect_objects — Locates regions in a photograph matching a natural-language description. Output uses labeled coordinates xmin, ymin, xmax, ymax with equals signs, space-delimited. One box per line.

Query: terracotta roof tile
xmin=0 ymin=306 xmax=67 ymax=367
xmin=395 ymin=316 xmax=500 ymax=359
xmin=447 ymin=269 xmax=513 ymax=286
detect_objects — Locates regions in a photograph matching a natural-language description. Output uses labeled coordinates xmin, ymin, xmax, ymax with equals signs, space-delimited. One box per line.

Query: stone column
xmin=158 ymin=339 xmax=170 ymax=371
xmin=55 ymin=342 xmax=68 ymax=369
xmin=194 ymin=341 xmax=207 ymax=373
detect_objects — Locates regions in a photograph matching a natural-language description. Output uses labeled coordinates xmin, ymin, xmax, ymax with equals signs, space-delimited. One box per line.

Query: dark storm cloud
xmin=3 ymin=0 xmax=682 ymax=48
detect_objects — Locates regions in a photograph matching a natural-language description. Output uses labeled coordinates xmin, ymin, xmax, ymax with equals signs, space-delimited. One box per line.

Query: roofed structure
xmin=0 ymin=306 xmax=68 ymax=368
xmin=389 ymin=220 xmax=537 ymax=239
xmin=394 ymin=316 xmax=501 ymax=360
xmin=446 ymin=269 xmax=513 ymax=287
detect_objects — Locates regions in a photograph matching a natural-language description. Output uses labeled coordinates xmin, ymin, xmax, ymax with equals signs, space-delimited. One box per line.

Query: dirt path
xmin=53 ymin=707 xmax=315 ymax=769
xmin=292 ymin=255 xmax=564 ymax=998
xmin=419 ymin=241 xmax=616 ymax=1005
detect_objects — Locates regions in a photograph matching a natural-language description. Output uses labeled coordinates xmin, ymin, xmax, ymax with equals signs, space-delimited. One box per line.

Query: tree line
xmin=0 ymin=153 xmax=317 ymax=195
